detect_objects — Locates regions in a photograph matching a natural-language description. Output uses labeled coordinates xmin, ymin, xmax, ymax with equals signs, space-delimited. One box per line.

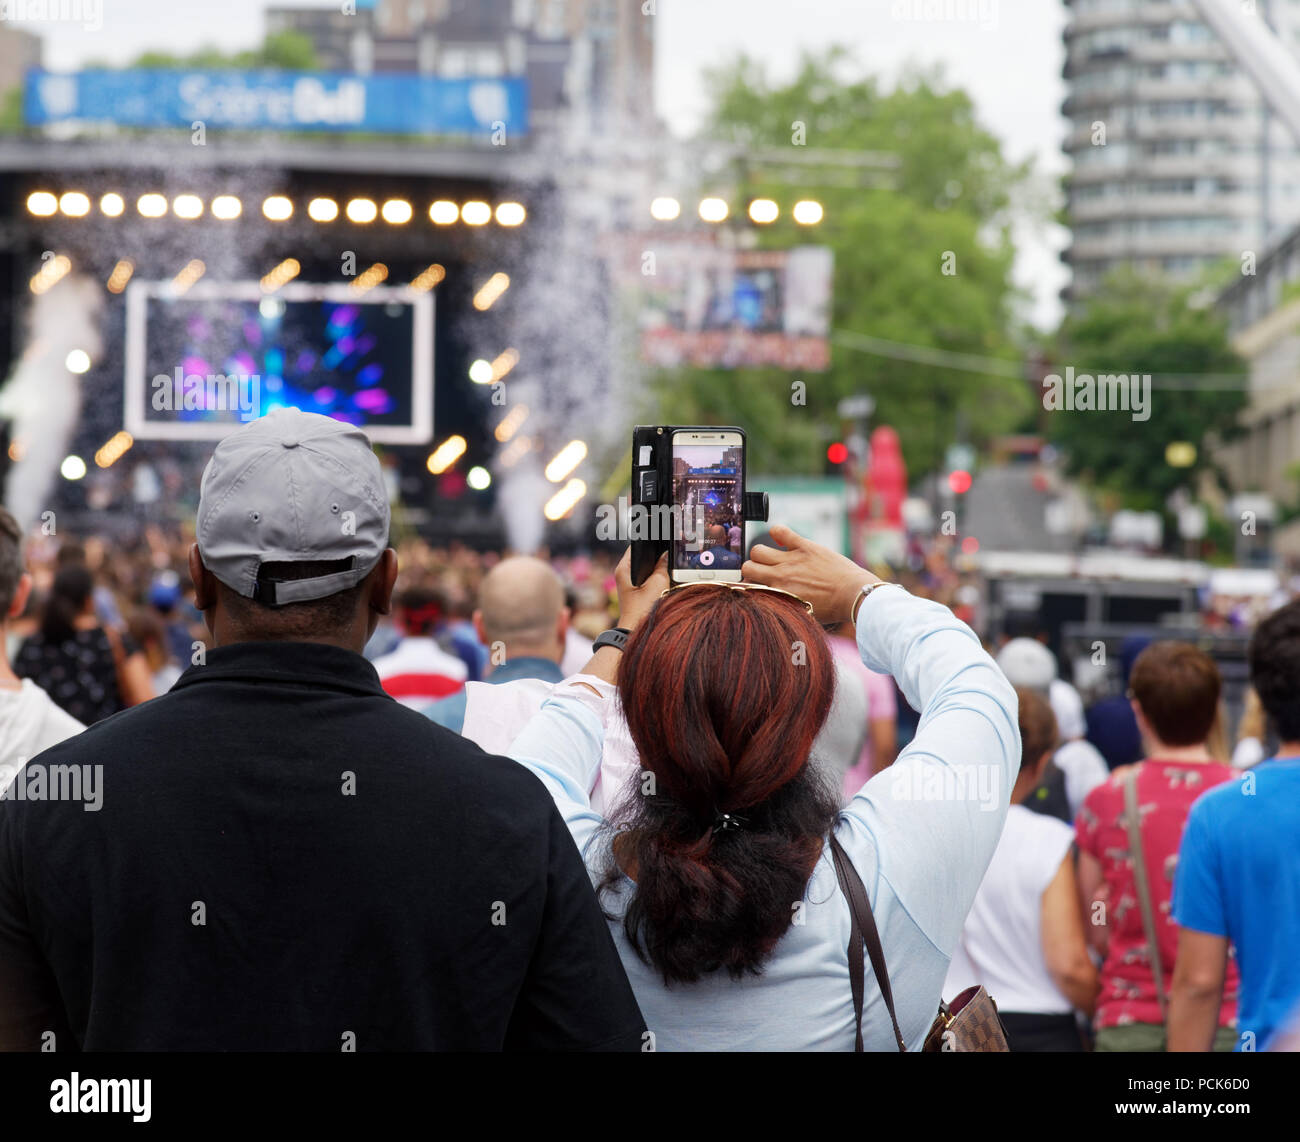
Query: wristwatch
xmin=593 ymin=627 xmax=631 ymax=653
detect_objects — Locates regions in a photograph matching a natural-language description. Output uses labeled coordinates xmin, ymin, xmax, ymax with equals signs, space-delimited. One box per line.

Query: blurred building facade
xmin=1215 ymin=234 xmax=1300 ymax=521
xmin=0 ymin=18 xmax=41 ymax=98
xmin=1061 ymin=0 xmax=1300 ymax=301
xmin=266 ymin=0 xmax=656 ymax=140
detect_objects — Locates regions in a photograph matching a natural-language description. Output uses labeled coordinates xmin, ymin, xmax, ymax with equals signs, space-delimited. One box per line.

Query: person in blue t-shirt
xmin=1169 ymin=600 xmax=1300 ymax=1051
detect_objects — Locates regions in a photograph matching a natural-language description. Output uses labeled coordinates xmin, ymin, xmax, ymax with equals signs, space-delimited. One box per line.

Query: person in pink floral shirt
xmin=1076 ymin=641 xmax=1240 ymax=1051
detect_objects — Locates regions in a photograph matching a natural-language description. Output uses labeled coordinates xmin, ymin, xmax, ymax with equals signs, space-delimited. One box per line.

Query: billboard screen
xmin=637 ymin=243 xmax=833 ymax=371
xmin=123 ymin=281 xmax=433 ymax=443
xmin=25 ymin=69 xmax=528 ymax=135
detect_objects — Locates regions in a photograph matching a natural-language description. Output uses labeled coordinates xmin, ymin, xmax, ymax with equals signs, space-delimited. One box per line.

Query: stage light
xmin=30 ymin=254 xmax=71 ymax=295
xmin=748 ymin=198 xmax=779 ymax=224
xmin=494 ymin=405 xmax=529 ymax=443
xmin=349 ymin=263 xmax=388 ymax=293
xmin=429 ymin=200 xmax=459 ymax=225
xmin=95 ymin=431 xmax=134 ymax=469
xmin=380 ymin=199 xmax=412 ymax=224
xmin=60 ymin=455 xmax=87 ymax=481
xmin=307 ymin=197 xmax=338 ymax=222
xmin=461 ymin=201 xmax=491 ymax=226
xmin=427 ymin=435 xmax=467 ymax=475
xmin=544 ymin=479 xmax=587 ymax=521
xmin=99 ymin=193 xmax=125 ymax=217
xmin=346 ymin=198 xmax=377 ymax=224
xmin=106 ymin=259 xmax=134 ymax=294
xmin=490 ymin=348 xmax=519 ymax=382
xmin=468 ymin=358 xmax=494 ymax=384
xmin=27 ymin=191 xmax=58 ymax=216
xmin=545 ymin=440 xmax=588 ymax=483
xmin=472 ymin=272 xmax=510 ymax=311
xmin=137 ymin=194 xmax=168 ymax=218
xmin=66 ymin=350 xmax=91 ymax=374
xmin=650 ymin=196 xmax=680 ymax=221
xmin=172 ymin=194 xmax=204 ymax=220
xmin=259 ymin=258 xmax=301 ymax=292
xmin=698 ymin=197 xmax=729 ymax=223
xmin=259 ymin=296 xmax=286 ymax=320
xmin=262 ymin=196 xmax=293 ymax=221
xmin=59 ymin=192 xmax=91 ymax=217
xmin=467 ymin=466 xmax=492 ymax=491
xmin=499 ymin=435 xmax=533 ymax=468
xmin=410 ymin=264 xmax=445 ymax=292
xmin=793 ymin=199 xmax=824 ymax=225
xmin=495 ymin=202 xmax=526 ymax=226
xmin=172 ymin=259 xmax=205 ymax=294
xmin=211 ymin=195 xmax=242 ymax=220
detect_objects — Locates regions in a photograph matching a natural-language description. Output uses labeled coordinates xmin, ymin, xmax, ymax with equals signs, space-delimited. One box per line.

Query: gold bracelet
xmin=851 ymin=582 xmax=885 ymax=625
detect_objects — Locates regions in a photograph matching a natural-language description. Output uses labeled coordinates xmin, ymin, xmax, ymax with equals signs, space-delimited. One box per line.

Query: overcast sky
xmin=31 ymin=0 xmax=1070 ymax=328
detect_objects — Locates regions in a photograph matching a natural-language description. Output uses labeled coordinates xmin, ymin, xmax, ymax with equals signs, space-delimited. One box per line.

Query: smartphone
xmin=670 ymin=428 xmax=746 ymax=582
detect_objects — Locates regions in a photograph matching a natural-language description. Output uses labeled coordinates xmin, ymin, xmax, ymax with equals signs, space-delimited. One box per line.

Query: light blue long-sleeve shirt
xmin=505 ymin=585 xmax=1020 ymax=1051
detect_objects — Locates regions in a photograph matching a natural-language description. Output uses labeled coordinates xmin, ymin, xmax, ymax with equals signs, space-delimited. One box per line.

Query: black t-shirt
xmin=13 ymin=627 xmax=138 ymax=726
xmin=0 ymin=640 xmax=646 ymax=1051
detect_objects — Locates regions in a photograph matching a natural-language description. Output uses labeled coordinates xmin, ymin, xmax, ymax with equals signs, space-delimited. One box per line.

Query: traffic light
xmin=947 ymin=469 xmax=972 ymax=495
xmin=827 ymin=441 xmax=848 ymax=466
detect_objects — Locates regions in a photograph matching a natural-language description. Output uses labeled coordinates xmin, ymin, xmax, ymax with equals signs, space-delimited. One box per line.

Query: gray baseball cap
xmin=196 ymin=408 xmax=391 ymax=606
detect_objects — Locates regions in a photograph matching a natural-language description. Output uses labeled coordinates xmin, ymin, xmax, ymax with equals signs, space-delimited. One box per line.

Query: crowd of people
xmin=0 ymin=406 xmax=1297 ymax=1052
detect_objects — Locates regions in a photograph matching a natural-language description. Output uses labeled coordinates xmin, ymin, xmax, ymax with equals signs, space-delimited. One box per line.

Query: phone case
xmin=629 ymin=425 xmax=750 ymax=586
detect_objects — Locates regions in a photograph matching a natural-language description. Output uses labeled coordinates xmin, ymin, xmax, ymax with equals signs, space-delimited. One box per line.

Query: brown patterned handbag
xmin=829 ymin=833 xmax=1011 ymax=1052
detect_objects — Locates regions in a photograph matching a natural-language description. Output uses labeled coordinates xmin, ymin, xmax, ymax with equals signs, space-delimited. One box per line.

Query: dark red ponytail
xmin=602 ymin=587 xmax=840 ymax=985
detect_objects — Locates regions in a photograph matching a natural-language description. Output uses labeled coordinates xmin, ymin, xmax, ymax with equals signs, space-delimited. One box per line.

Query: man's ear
xmin=556 ymin=605 xmax=570 ymax=646
xmin=7 ymin=572 xmax=32 ymax=621
xmin=189 ymin=544 xmax=217 ymax=612
xmin=1131 ymin=698 xmax=1150 ymax=741
xmin=368 ymin=548 xmax=398 ymax=616
xmin=1029 ymin=748 xmax=1053 ymax=784
xmin=472 ymin=609 xmax=487 ymax=646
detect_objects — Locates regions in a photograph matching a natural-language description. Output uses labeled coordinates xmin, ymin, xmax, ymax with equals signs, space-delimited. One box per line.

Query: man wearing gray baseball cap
xmin=0 ymin=408 xmax=646 ymax=1051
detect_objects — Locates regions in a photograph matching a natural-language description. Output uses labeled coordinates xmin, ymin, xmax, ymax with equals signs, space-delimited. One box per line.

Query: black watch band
xmin=593 ymin=627 xmax=630 ymax=653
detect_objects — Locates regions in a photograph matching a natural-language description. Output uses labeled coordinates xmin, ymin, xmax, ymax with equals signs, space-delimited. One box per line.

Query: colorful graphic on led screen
xmin=124 ymin=282 xmax=433 ymax=442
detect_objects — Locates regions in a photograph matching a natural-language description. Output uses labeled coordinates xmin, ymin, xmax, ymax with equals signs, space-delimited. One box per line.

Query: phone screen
xmin=671 ymin=434 xmax=744 ymax=573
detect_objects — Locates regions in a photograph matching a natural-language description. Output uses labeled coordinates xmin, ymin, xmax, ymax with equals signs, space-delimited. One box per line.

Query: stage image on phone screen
xmin=671 ymin=442 xmax=744 ymax=570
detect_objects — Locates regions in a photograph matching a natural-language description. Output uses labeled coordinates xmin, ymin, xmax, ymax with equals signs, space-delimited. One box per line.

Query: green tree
xmin=127 ymin=31 xmax=318 ymax=71
xmin=651 ymin=49 xmax=1035 ymax=479
xmin=1049 ymin=269 xmax=1247 ymax=512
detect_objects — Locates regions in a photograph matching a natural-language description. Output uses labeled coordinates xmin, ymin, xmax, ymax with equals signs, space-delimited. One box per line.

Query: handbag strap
xmin=1122 ymin=766 xmax=1168 ymax=1019
xmin=829 ymin=832 xmax=907 ymax=1052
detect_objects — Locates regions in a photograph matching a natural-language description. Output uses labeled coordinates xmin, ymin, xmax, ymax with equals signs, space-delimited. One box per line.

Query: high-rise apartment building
xmin=1062 ymin=0 xmax=1300 ymax=300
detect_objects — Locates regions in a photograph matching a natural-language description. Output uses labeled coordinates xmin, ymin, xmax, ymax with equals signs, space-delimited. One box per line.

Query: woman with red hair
xmin=508 ymin=523 xmax=1020 ymax=1050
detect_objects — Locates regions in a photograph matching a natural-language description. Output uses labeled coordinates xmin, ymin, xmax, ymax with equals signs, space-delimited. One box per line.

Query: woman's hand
xmin=743 ymin=524 xmax=882 ymax=624
xmin=614 ymin=549 xmax=669 ymax=632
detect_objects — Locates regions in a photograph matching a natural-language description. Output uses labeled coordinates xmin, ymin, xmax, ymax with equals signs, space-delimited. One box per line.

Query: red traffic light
xmin=947 ymin=469 xmax=972 ymax=495
xmin=827 ymin=442 xmax=849 ymax=465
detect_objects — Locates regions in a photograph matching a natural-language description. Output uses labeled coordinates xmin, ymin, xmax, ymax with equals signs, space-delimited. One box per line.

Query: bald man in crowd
xmin=423 ymin=556 xmax=568 ymax=734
